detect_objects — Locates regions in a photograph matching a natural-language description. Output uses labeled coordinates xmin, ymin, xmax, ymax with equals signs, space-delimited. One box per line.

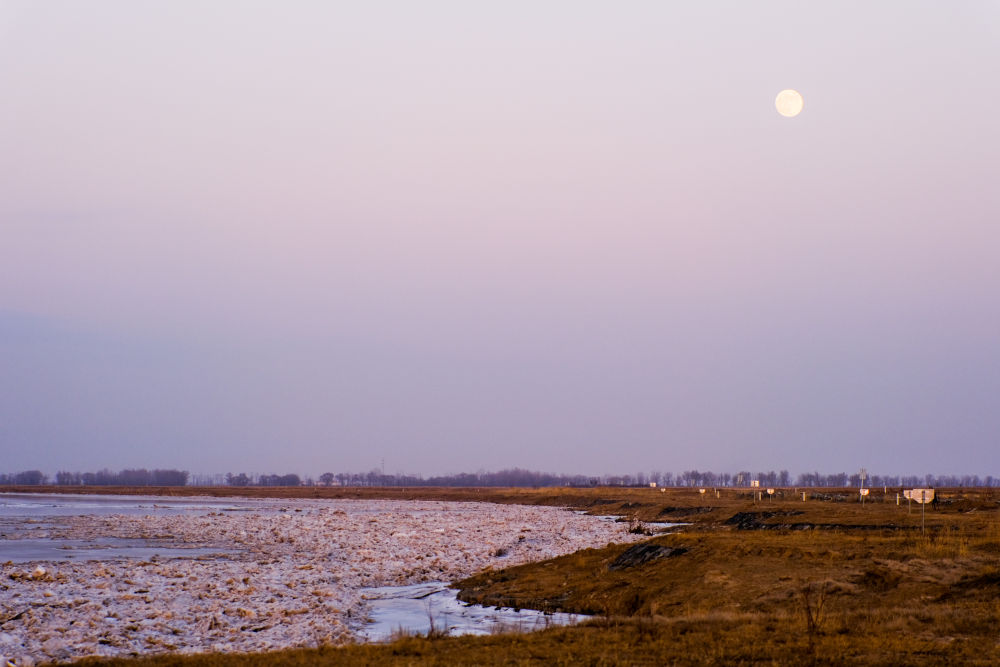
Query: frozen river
xmin=0 ymin=493 xmax=646 ymax=663
xmin=0 ymin=494 xmax=258 ymax=563
xmin=0 ymin=493 xmax=265 ymax=519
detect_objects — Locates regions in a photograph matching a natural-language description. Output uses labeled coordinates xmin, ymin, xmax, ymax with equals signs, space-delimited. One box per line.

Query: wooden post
xmin=921 ymin=490 xmax=926 ymax=533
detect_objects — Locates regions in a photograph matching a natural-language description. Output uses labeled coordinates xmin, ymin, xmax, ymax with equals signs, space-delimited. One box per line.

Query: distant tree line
xmin=224 ymin=472 xmax=301 ymax=487
xmin=0 ymin=468 xmax=189 ymax=486
xmin=244 ymin=468 xmax=1000 ymax=489
xmin=302 ymin=468 xmax=595 ymax=488
xmin=0 ymin=470 xmax=47 ymax=485
xmin=2 ymin=467 xmax=997 ymax=489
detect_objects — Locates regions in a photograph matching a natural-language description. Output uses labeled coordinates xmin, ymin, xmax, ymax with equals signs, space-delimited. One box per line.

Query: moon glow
xmin=775 ymin=89 xmax=804 ymax=117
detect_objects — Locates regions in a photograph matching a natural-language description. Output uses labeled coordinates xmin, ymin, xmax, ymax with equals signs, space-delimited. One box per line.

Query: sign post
xmin=921 ymin=490 xmax=927 ymax=532
xmin=904 ymin=489 xmax=935 ymax=533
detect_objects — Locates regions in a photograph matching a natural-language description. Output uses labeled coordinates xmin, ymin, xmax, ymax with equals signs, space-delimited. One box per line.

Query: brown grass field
xmin=6 ymin=485 xmax=999 ymax=666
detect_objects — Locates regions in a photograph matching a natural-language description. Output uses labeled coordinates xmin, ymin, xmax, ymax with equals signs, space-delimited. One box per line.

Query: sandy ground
xmin=0 ymin=498 xmax=643 ymax=663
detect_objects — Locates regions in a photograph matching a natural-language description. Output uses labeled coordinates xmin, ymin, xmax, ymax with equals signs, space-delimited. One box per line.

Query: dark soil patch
xmin=656 ymin=506 xmax=715 ymax=517
xmin=723 ymin=511 xmax=910 ymax=532
xmin=724 ymin=511 xmax=803 ymax=529
xmin=855 ymin=566 xmax=903 ymax=592
xmin=607 ymin=543 xmax=688 ymax=570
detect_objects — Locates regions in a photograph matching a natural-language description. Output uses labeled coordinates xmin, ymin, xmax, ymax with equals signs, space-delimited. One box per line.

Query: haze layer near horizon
xmin=1 ymin=2 xmax=998 ymax=476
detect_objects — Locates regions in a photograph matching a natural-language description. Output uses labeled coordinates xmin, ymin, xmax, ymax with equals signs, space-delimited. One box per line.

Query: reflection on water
xmin=0 ymin=493 xmax=248 ymax=563
xmin=358 ymin=582 xmax=586 ymax=641
xmin=571 ymin=510 xmax=682 ymax=533
xmin=0 ymin=493 xmax=261 ymax=518
xmin=0 ymin=537 xmax=231 ymax=563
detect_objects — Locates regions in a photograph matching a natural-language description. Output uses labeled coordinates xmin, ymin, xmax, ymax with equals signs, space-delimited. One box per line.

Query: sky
xmin=2 ymin=2 xmax=999 ymax=479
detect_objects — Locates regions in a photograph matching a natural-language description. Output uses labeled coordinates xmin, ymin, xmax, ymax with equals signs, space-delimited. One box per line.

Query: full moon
xmin=775 ymin=89 xmax=804 ymax=117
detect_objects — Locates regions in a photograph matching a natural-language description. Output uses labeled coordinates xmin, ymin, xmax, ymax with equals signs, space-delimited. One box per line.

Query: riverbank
xmin=5 ymin=486 xmax=1000 ymax=665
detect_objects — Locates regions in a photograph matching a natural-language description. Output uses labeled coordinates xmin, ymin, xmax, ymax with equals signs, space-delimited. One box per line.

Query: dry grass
xmin=16 ymin=485 xmax=1000 ymax=665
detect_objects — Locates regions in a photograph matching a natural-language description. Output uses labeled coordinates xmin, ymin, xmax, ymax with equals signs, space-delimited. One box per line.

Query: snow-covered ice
xmin=0 ymin=496 xmax=645 ymax=663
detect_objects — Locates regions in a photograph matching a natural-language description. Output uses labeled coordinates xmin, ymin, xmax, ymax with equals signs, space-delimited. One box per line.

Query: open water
xmin=0 ymin=493 xmax=245 ymax=562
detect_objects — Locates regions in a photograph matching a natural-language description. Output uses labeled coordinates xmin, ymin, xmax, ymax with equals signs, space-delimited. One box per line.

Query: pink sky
xmin=1 ymin=2 xmax=998 ymax=477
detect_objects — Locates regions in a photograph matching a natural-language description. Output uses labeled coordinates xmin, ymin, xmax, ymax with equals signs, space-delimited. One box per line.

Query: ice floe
xmin=0 ymin=496 xmax=646 ymax=663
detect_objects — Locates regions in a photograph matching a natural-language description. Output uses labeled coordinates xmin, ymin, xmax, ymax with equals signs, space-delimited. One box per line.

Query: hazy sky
xmin=2 ymin=2 xmax=998 ymax=478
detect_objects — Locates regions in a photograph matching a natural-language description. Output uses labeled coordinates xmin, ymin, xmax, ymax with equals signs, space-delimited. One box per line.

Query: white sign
xmin=751 ymin=480 xmax=760 ymax=488
xmin=859 ymin=488 xmax=869 ymax=496
xmin=903 ymin=489 xmax=935 ymax=504
xmin=766 ymin=488 xmax=775 ymax=495
xmin=698 ymin=488 xmax=706 ymax=494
